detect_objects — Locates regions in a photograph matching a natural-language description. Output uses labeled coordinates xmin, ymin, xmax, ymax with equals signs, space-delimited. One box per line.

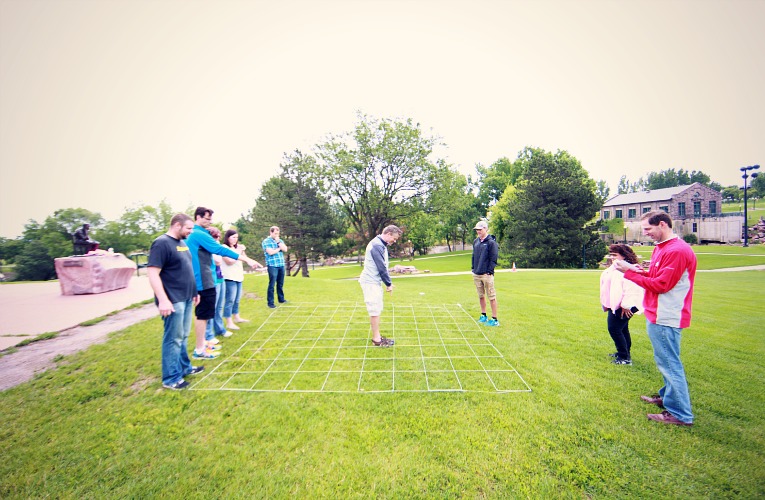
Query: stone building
xmin=601 ymin=183 xmax=743 ymax=243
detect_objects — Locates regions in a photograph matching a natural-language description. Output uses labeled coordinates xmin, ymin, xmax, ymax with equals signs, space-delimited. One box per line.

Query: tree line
xmin=1 ymin=113 xmax=754 ymax=281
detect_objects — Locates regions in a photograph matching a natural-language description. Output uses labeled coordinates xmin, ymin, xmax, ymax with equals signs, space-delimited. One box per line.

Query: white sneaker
xmin=222 ymin=331 xmax=233 ymax=338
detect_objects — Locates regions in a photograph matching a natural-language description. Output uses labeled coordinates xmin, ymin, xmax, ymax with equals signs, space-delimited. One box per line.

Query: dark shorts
xmin=195 ymin=288 xmax=217 ymax=320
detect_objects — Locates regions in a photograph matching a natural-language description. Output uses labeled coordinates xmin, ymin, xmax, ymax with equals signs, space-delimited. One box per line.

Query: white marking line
xmin=191 ymin=303 xmax=530 ymax=393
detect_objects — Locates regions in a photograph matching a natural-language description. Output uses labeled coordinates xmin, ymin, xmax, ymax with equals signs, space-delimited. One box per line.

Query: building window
xmin=643 ymin=207 xmax=651 ymax=214
xmin=693 ymin=201 xmax=701 ymax=216
xmin=628 ymin=208 xmax=636 ymax=219
xmin=678 ymin=202 xmax=686 ymax=216
xmin=615 ymin=209 xmax=623 ymax=219
xmin=693 ymin=222 xmax=697 ymax=232
xmin=709 ymin=201 xmax=717 ymax=214
xmin=659 ymin=205 xmax=669 ymax=213
xmin=603 ymin=210 xmax=610 ymax=220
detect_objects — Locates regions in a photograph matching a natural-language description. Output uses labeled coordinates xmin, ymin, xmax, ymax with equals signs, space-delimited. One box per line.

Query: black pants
xmin=607 ymin=309 xmax=632 ymax=360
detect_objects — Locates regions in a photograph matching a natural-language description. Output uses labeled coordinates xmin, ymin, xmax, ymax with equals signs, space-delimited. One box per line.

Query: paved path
xmin=0 ymin=275 xmax=154 ymax=350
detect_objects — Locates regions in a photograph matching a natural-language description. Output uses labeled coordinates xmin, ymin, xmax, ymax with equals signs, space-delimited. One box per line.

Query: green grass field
xmin=0 ymin=250 xmax=763 ymax=498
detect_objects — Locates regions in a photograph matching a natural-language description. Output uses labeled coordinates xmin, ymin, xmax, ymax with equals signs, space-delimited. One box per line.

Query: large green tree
xmin=315 ymin=114 xmax=442 ymax=241
xmin=474 ymin=157 xmax=524 ymax=212
xmin=97 ymin=201 xmax=175 ymax=254
xmin=241 ymin=151 xmax=345 ymax=277
xmin=496 ymin=147 xmax=606 ymax=268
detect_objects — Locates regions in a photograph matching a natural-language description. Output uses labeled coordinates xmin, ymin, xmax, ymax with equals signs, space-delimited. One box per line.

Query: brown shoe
xmin=372 ymin=336 xmax=395 ymax=347
xmin=640 ymin=394 xmax=664 ymax=407
xmin=647 ymin=411 xmax=693 ymax=426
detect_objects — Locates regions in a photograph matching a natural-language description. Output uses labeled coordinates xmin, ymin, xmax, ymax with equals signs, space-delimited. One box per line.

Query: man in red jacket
xmin=614 ymin=210 xmax=697 ymax=426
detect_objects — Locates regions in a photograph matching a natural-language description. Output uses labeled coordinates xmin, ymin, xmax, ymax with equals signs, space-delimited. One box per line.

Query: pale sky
xmin=1 ymin=0 xmax=763 ymax=238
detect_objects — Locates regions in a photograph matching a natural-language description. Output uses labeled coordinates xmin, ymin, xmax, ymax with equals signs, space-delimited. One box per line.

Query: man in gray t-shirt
xmin=359 ymin=225 xmax=402 ymax=347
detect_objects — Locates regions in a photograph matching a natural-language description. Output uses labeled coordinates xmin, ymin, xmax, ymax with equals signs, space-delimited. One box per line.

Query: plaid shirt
xmin=262 ymin=237 xmax=285 ymax=267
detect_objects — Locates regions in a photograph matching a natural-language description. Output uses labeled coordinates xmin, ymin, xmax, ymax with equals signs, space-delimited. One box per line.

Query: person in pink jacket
xmin=600 ymin=244 xmax=644 ymax=365
xmin=614 ymin=210 xmax=697 ymax=427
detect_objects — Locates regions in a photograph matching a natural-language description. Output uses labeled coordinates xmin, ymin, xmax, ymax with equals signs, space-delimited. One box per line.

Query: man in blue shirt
xmin=262 ymin=226 xmax=289 ymax=308
xmin=187 ymin=207 xmax=259 ymax=359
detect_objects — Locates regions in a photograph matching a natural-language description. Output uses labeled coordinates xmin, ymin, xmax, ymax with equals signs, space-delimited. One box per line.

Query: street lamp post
xmin=740 ymin=165 xmax=760 ymax=247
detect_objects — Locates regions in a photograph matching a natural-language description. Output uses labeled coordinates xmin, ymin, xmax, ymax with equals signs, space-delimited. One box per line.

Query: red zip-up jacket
xmin=624 ymin=236 xmax=697 ymax=329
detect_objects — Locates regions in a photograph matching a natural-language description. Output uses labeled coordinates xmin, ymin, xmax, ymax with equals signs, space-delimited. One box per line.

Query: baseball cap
xmin=473 ymin=220 xmax=488 ymax=230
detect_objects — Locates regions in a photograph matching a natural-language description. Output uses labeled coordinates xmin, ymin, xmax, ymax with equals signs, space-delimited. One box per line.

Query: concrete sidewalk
xmin=0 ymin=276 xmax=155 ymax=350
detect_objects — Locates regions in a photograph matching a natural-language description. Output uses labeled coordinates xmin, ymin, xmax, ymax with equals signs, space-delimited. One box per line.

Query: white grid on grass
xmin=189 ymin=302 xmax=531 ymax=393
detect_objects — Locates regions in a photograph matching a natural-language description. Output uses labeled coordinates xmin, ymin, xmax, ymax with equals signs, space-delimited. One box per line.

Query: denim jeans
xmin=161 ymin=299 xmax=194 ymax=386
xmin=267 ymin=265 xmax=285 ymax=306
xmin=205 ymin=281 xmax=226 ymax=340
xmin=224 ymin=280 xmax=242 ymax=317
xmin=607 ymin=310 xmax=632 ymax=360
xmin=646 ymin=321 xmax=694 ymax=423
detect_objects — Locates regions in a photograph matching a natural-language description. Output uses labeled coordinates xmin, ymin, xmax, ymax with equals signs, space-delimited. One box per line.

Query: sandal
xmin=372 ymin=336 xmax=395 ymax=347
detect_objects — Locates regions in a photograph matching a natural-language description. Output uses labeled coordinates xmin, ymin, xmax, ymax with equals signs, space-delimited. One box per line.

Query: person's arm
xmin=371 ymin=243 xmax=392 ymax=288
xmin=488 ymin=240 xmax=499 ymax=274
xmin=147 ymin=267 xmax=174 ymax=317
xmin=624 ymin=253 xmax=688 ymax=295
xmin=264 ymin=239 xmax=288 ymax=255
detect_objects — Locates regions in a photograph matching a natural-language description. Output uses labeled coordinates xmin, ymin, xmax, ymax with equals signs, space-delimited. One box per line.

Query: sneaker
xmin=279 ymin=300 xmax=288 ymax=304
xmin=192 ymin=349 xmax=220 ymax=360
xmin=187 ymin=366 xmax=205 ymax=376
xmin=647 ymin=410 xmax=693 ymax=426
xmin=222 ymin=331 xmax=233 ymax=338
xmin=162 ymin=379 xmax=189 ymax=390
xmin=486 ymin=318 xmax=499 ymax=327
xmin=640 ymin=394 xmax=664 ymax=407
xmin=268 ymin=304 xmax=276 ymax=309
xmin=608 ymin=352 xmax=619 ymax=358
xmin=478 ymin=315 xmax=488 ymax=323
xmin=372 ymin=336 xmax=395 ymax=347
xmin=611 ymin=357 xmax=632 ymax=365
xmin=205 ymin=342 xmax=222 ymax=351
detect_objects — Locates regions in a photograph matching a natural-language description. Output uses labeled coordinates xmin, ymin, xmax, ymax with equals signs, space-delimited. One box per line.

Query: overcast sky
xmin=1 ymin=0 xmax=763 ymax=238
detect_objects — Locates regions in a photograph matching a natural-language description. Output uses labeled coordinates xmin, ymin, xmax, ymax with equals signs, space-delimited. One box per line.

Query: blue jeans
xmin=224 ymin=280 xmax=242 ymax=317
xmin=205 ymin=281 xmax=226 ymax=340
xmin=267 ymin=265 xmax=285 ymax=306
xmin=161 ymin=299 xmax=194 ymax=386
xmin=646 ymin=321 xmax=693 ymax=423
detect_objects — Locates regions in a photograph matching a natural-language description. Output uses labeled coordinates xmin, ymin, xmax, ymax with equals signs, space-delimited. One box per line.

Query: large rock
xmin=54 ymin=253 xmax=137 ymax=295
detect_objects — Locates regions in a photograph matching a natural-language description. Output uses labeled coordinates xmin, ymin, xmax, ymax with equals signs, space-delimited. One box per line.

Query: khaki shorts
xmin=473 ymin=273 xmax=496 ymax=301
xmin=360 ymin=282 xmax=384 ymax=316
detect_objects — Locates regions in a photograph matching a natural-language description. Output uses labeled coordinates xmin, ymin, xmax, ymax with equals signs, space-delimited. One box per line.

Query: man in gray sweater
xmin=359 ymin=225 xmax=402 ymax=347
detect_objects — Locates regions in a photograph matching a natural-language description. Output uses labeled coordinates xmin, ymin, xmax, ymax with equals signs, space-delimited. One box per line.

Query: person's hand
xmin=193 ymin=294 xmax=201 ymax=306
xmin=157 ymin=299 xmax=175 ymax=318
xmin=620 ymin=307 xmax=634 ymax=319
xmin=613 ymin=260 xmax=641 ymax=273
xmin=386 ymin=284 xmax=394 ymax=294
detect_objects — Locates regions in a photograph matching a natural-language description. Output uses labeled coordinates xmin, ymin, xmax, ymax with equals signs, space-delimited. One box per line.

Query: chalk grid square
xmin=190 ymin=302 xmax=531 ymax=393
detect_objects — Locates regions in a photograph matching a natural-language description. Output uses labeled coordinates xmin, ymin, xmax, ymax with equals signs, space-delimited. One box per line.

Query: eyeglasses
xmin=202 ymin=216 xmax=212 ymax=221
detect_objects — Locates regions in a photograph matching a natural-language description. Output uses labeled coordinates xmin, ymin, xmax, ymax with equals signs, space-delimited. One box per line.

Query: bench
xmin=128 ymin=253 xmax=149 ymax=276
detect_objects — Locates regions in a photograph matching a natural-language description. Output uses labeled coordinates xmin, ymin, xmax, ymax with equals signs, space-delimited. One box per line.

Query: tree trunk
xmin=300 ymin=256 xmax=310 ymax=277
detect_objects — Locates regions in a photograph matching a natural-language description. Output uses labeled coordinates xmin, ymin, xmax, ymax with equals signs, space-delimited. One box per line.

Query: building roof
xmin=603 ymin=185 xmax=692 ymax=207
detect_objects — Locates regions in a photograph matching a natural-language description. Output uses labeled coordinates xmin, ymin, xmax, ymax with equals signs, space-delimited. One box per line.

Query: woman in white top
xmin=221 ymin=229 xmax=262 ymax=330
xmin=599 ymin=244 xmax=645 ymax=365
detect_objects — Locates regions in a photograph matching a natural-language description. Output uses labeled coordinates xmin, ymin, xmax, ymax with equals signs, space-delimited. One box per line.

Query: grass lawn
xmin=0 ymin=253 xmax=763 ymax=497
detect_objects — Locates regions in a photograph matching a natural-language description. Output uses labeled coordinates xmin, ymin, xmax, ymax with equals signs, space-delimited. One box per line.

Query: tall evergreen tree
xmin=497 ymin=147 xmax=606 ymax=268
